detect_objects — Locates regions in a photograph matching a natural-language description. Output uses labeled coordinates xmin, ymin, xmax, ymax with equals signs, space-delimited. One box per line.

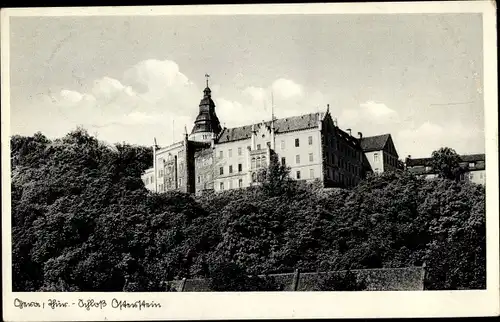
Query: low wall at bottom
xmin=165 ymin=266 xmax=425 ymax=292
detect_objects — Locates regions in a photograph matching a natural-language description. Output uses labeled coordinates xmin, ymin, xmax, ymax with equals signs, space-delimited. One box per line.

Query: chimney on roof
xmin=346 ymin=128 xmax=352 ymax=136
xmin=358 ymin=132 xmax=363 ymax=139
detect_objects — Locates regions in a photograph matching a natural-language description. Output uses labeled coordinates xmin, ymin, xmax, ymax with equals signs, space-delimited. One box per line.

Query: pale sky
xmin=9 ymin=13 xmax=485 ymax=158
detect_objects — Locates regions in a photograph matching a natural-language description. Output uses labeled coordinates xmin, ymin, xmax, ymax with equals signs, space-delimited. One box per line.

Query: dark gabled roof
xmin=405 ymin=157 xmax=429 ymax=167
xmin=359 ymin=134 xmax=391 ymax=152
xmin=406 ymin=153 xmax=486 ymax=168
xmin=460 ymin=154 xmax=486 ymax=162
xmin=217 ymin=113 xmax=321 ymax=144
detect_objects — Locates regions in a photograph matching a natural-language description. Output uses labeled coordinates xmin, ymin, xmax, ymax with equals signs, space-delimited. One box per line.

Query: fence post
xmin=291 ymin=269 xmax=300 ymax=291
xmin=421 ymin=262 xmax=427 ymax=290
xmin=180 ymin=278 xmax=187 ymax=292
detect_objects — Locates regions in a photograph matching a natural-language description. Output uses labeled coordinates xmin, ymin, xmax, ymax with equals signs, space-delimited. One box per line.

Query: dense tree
xmin=10 ymin=130 xmax=486 ymax=291
xmin=431 ymin=147 xmax=462 ymax=181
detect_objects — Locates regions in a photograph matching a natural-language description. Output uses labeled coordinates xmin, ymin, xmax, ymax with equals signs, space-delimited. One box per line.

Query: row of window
xmin=219 ymin=147 xmax=243 ymax=159
xmin=219 ymin=179 xmax=244 ymax=190
xmin=294 ymin=168 xmax=316 ymax=180
xmin=217 ymin=136 xmax=315 ymax=159
xmin=157 ymin=163 xmax=184 ymax=178
xmin=219 ymin=163 xmax=244 ymax=175
xmin=281 ymin=153 xmax=315 ymax=166
xmin=325 ymin=136 xmax=361 ymax=161
xmin=326 ymin=167 xmax=357 ymax=186
xmin=326 ymin=153 xmax=361 ymax=176
xmin=281 ymin=136 xmax=313 ymax=149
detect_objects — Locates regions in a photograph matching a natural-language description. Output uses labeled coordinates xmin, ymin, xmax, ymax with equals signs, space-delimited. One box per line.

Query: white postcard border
xmin=2 ymin=1 xmax=498 ymax=321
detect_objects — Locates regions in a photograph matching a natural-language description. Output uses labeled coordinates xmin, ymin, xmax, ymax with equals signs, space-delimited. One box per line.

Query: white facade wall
xmin=468 ymin=169 xmax=486 ymax=185
xmin=213 ymin=138 xmax=252 ymax=191
xmin=274 ymin=128 xmax=323 ymax=181
xmin=365 ymin=150 xmax=384 ymax=174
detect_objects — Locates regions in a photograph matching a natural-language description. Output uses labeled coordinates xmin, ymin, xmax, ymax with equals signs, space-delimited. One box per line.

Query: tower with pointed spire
xmin=189 ymin=74 xmax=222 ymax=143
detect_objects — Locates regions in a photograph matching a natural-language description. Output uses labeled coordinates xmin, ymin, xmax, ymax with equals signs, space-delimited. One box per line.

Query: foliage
xmin=431 ymin=147 xmax=462 ymax=181
xmin=11 ymin=129 xmax=486 ymax=291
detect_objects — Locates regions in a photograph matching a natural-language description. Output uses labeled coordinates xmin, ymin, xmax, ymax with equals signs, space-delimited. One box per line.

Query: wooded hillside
xmin=11 ymin=129 xmax=486 ymax=291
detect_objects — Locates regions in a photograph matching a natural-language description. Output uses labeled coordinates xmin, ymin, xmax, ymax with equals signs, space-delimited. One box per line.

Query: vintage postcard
xmin=1 ymin=1 xmax=499 ymax=321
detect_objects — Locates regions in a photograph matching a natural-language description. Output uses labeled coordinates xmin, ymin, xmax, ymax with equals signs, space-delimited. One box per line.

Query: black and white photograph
xmin=2 ymin=2 xmax=498 ymax=321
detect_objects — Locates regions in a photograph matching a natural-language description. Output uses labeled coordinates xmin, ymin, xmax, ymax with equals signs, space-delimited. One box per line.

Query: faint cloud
xmin=396 ymin=120 xmax=483 ymax=158
xmin=243 ymin=86 xmax=267 ymax=102
xmin=360 ymin=100 xmax=398 ymax=118
xmin=121 ymin=111 xmax=160 ymax=125
xmin=59 ymin=89 xmax=83 ymax=104
xmin=271 ymin=78 xmax=303 ymax=100
xmin=92 ymin=76 xmax=135 ymax=101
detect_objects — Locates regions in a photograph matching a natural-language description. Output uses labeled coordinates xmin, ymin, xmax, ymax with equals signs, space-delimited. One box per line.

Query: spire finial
xmin=326 ymin=104 xmax=330 ymax=113
xmin=205 ymin=73 xmax=210 ymax=88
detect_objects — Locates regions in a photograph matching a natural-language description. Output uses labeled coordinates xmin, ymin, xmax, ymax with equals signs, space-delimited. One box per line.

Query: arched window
xmin=251 ymin=157 xmax=256 ymax=169
xmin=252 ymin=172 xmax=257 ymax=182
xmin=261 ymin=156 xmax=267 ymax=167
xmin=256 ymin=157 xmax=261 ymax=168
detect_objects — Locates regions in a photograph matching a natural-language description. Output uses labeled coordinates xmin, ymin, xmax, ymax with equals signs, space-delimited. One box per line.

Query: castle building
xmin=405 ymin=153 xmax=486 ymax=185
xmin=141 ymin=83 xmax=399 ymax=194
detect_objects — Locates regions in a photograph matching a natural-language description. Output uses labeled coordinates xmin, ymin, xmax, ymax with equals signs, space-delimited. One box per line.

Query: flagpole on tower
xmin=205 ymin=73 xmax=210 ymax=87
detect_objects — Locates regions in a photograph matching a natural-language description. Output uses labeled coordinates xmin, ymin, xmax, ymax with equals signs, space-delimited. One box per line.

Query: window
xmin=219 ymin=151 xmax=223 ymax=158
xmin=374 ymin=168 xmax=379 ymax=173
xmin=159 ymin=169 xmax=164 ymax=177
xmin=262 ymin=156 xmax=267 ymax=167
xmin=256 ymin=157 xmax=261 ymax=168
xmin=469 ymin=162 xmax=475 ymax=168
xmin=252 ymin=172 xmax=257 ymax=182
xmin=469 ymin=172 xmax=474 ymax=179
xmin=238 ymin=179 xmax=243 ymax=188
xmin=296 ymin=171 xmax=301 ymax=179
xmin=257 ymin=144 xmax=261 ymax=150
xmin=238 ymin=147 xmax=242 ymax=156
xmin=281 ymin=157 xmax=286 ymax=166
xmin=220 ymin=167 xmax=224 ymax=175
xmin=281 ymin=140 xmax=285 ymax=150
xmin=179 ymin=178 xmax=182 ymax=186
xmin=197 ymin=176 xmax=201 ymax=184
xmin=296 ymin=155 xmax=300 ymax=164
xmin=309 ymin=153 xmax=313 ymax=162
xmin=374 ymin=153 xmax=379 ymax=162
xmin=238 ymin=163 xmax=242 ymax=172
xmin=229 ymin=149 xmax=232 ymax=158
xmin=251 ymin=157 xmax=256 ymax=169
xmin=425 ymin=166 xmax=432 ymax=172
xmin=145 ymin=177 xmax=149 ymax=185
xmin=310 ymin=168 xmax=314 ymax=178
xmin=229 ymin=165 xmax=233 ymax=174
xmin=295 ymin=138 xmax=300 ymax=147
xmin=308 ymin=136 xmax=313 ymax=145
xmin=220 ymin=182 xmax=224 ymax=190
